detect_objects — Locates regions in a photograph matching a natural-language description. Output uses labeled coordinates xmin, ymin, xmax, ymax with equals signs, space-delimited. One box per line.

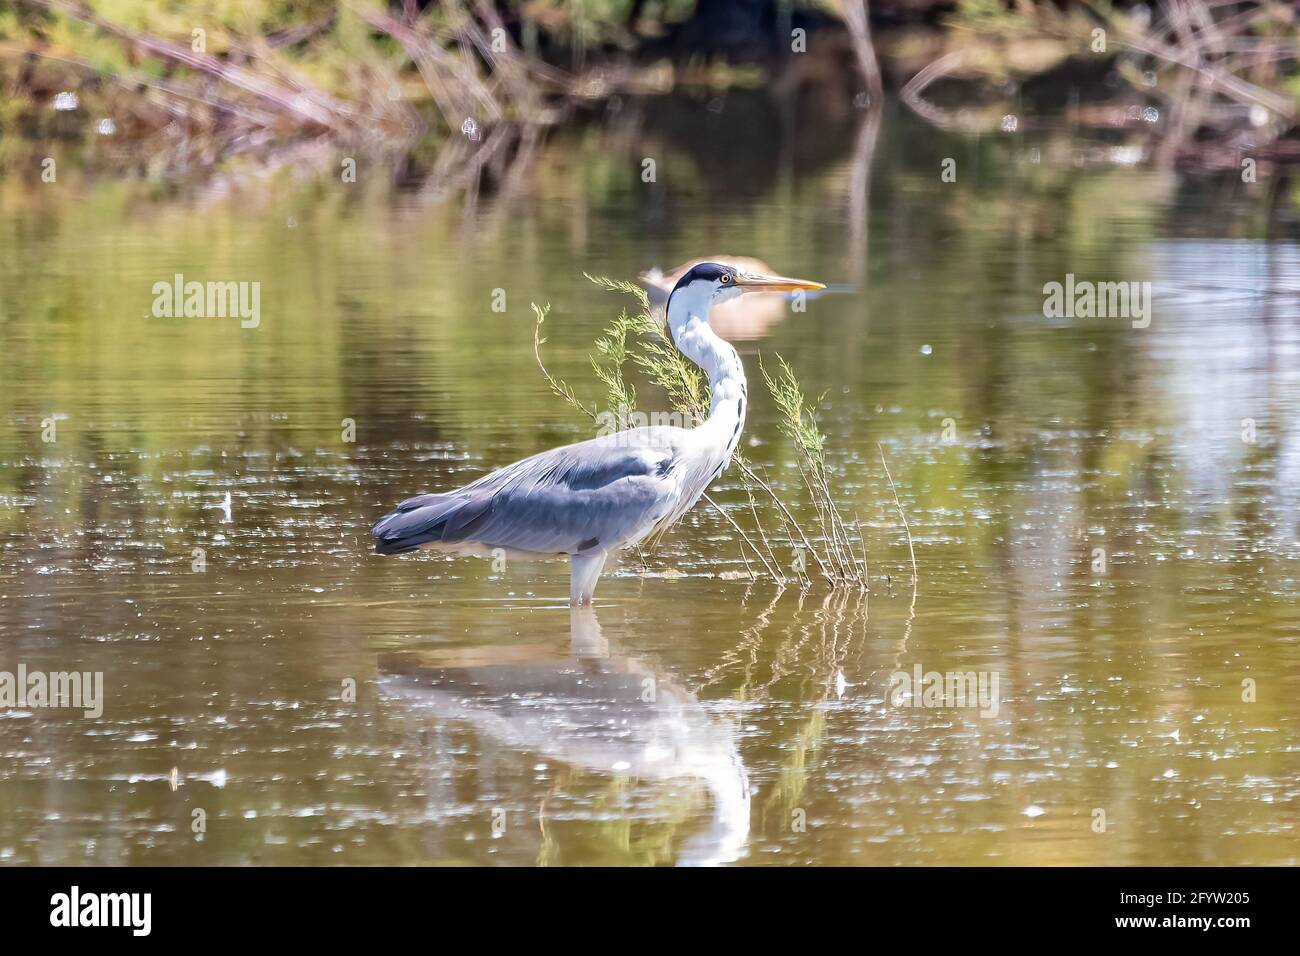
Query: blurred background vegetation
xmin=1 ymin=1 xmax=1297 ymax=177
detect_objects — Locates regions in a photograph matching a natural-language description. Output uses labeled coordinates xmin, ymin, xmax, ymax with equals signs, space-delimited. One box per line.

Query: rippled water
xmin=1 ymin=98 xmax=1297 ymax=865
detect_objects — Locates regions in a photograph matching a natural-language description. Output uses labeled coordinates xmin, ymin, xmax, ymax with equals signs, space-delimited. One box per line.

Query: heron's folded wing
xmin=374 ymin=432 xmax=679 ymax=556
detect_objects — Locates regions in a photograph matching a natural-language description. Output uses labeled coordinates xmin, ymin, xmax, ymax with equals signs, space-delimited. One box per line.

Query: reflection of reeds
xmin=693 ymin=581 xmax=873 ymax=810
xmin=878 ymin=443 xmax=917 ymax=616
xmin=690 ymin=587 xmax=871 ymax=833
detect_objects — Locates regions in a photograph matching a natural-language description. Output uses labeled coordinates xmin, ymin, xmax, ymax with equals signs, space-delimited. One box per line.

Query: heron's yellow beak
xmin=735 ymin=272 xmax=825 ymax=293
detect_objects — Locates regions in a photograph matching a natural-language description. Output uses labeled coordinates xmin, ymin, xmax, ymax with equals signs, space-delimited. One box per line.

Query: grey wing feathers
xmin=371 ymin=492 xmax=495 ymax=555
xmin=373 ymin=430 xmax=681 ymax=557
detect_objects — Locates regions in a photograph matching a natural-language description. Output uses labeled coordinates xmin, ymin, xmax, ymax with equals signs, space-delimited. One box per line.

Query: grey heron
xmin=372 ymin=261 xmax=825 ymax=604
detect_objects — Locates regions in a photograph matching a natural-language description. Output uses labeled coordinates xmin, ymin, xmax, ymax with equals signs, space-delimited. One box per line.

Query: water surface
xmin=1 ymin=97 xmax=1297 ymax=865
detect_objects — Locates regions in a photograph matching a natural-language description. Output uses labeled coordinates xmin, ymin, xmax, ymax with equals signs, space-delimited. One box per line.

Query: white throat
xmin=665 ymin=281 xmax=747 ymax=461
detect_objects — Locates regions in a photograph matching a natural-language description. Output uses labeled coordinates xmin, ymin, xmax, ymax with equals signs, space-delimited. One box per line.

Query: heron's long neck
xmin=667 ymin=286 xmax=747 ymax=462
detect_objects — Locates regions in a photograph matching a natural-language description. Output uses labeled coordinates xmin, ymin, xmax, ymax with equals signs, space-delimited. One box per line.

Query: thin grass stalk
xmin=878 ymin=443 xmax=918 ymax=614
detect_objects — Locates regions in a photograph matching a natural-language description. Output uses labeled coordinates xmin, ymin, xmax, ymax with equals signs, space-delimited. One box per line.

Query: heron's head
xmin=668 ymin=261 xmax=825 ymax=310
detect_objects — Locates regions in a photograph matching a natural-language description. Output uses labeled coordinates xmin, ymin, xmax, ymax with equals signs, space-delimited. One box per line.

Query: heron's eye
xmin=720 ymin=274 xmax=731 ymax=284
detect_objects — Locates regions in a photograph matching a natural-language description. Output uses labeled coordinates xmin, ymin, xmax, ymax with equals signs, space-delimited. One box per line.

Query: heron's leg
xmin=570 ymin=550 xmax=607 ymax=606
xmin=569 ymin=606 xmax=608 ymax=658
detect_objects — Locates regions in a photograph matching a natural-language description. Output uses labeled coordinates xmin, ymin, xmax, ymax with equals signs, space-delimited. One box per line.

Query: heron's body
xmin=372 ymin=261 xmax=823 ymax=604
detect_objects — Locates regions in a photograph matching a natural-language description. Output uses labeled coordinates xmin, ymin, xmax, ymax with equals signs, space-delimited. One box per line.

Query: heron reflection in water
xmin=379 ymin=608 xmax=751 ymax=866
